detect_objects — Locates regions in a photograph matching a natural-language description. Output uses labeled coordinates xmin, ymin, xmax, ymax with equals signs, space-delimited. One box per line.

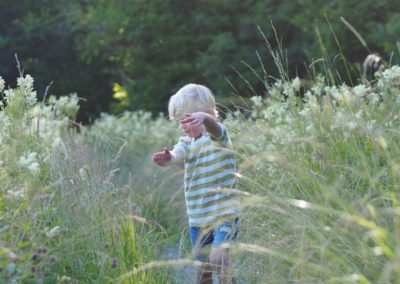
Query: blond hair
xmin=168 ymin=83 xmax=218 ymax=120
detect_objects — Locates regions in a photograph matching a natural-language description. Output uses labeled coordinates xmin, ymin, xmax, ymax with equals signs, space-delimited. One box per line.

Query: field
xmin=1 ymin=65 xmax=400 ymax=283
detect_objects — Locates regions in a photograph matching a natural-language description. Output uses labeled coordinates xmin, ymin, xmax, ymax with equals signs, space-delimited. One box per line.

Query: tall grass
xmin=1 ymin=48 xmax=400 ymax=283
xmin=0 ymin=76 xmax=182 ymax=283
xmin=224 ymin=65 xmax=400 ymax=283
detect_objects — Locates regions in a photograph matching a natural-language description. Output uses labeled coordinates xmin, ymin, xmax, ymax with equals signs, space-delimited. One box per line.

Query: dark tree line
xmin=1 ymin=0 xmax=399 ymax=122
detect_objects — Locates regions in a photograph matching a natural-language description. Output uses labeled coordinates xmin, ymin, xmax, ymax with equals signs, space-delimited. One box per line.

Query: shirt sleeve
xmin=173 ymin=136 xmax=190 ymax=160
xmin=210 ymin=123 xmax=232 ymax=147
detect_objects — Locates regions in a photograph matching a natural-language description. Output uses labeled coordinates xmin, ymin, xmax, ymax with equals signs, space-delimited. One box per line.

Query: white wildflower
xmin=372 ymin=246 xmax=383 ymax=256
xmin=51 ymin=137 xmax=62 ymax=148
xmin=27 ymin=162 xmax=41 ymax=175
xmin=293 ymin=199 xmax=310 ymax=209
xmin=46 ymin=226 xmax=60 ymax=238
xmin=311 ymin=75 xmax=325 ymax=95
xmin=366 ymin=120 xmax=377 ymax=132
xmin=25 ymin=90 xmax=38 ymax=107
xmin=305 ymin=123 xmax=314 ymax=134
xmin=7 ymin=189 xmax=26 ymax=199
xmin=17 ymin=74 xmax=34 ymax=90
xmin=377 ymin=65 xmax=400 ymax=87
xmin=18 ymin=152 xmax=41 ymax=175
xmin=324 ymin=85 xmax=340 ymax=100
xmin=338 ymin=85 xmax=354 ymax=104
xmin=307 ymin=95 xmax=320 ymax=114
xmin=0 ymin=77 xmax=4 ymax=92
xmin=355 ymin=110 xmax=363 ymax=120
xmin=299 ymin=106 xmax=310 ymax=117
xmin=346 ymin=121 xmax=358 ymax=130
xmin=250 ymin=96 xmax=263 ymax=107
xmin=3 ymin=89 xmax=15 ymax=104
xmin=367 ymin=92 xmax=380 ymax=104
xmin=79 ymin=168 xmax=87 ymax=180
xmin=291 ymin=77 xmax=301 ymax=92
xmin=352 ymin=84 xmax=369 ymax=97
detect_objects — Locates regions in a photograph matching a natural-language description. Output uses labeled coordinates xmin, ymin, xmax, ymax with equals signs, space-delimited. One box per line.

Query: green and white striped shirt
xmin=174 ymin=123 xmax=240 ymax=227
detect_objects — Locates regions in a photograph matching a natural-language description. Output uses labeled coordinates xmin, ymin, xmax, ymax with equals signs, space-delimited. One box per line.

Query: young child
xmin=152 ymin=83 xmax=240 ymax=284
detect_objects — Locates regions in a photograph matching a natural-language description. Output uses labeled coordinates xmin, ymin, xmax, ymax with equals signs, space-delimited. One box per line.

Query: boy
xmin=152 ymin=83 xmax=239 ymax=284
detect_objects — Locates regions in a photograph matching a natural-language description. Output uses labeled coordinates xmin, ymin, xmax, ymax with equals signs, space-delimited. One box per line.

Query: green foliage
xmin=223 ymin=66 xmax=400 ymax=282
xmin=1 ymin=0 xmax=399 ymax=121
xmin=2 ymin=61 xmax=400 ymax=282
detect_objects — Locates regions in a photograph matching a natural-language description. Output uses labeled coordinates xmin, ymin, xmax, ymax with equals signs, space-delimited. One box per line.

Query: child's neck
xmin=193 ymin=133 xmax=203 ymax=140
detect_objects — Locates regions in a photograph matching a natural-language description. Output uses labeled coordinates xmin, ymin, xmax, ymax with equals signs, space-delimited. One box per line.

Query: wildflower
xmin=352 ymin=84 xmax=369 ymax=97
xmin=7 ymin=189 xmax=26 ymax=199
xmin=299 ymin=106 xmax=310 ymax=117
xmin=28 ymin=162 xmax=41 ymax=175
xmin=17 ymin=74 xmax=34 ymax=90
xmin=51 ymin=137 xmax=62 ymax=148
xmin=79 ymin=167 xmax=88 ymax=180
xmin=3 ymin=89 xmax=15 ymax=104
xmin=324 ymin=85 xmax=340 ymax=100
xmin=250 ymin=96 xmax=263 ymax=107
xmin=18 ymin=152 xmax=41 ymax=176
xmin=373 ymin=246 xmax=383 ymax=256
xmin=291 ymin=77 xmax=301 ymax=92
xmin=60 ymin=276 xmax=72 ymax=282
xmin=0 ymin=77 xmax=4 ymax=92
xmin=18 ymin=152 xmax=37 ymax=167
xmin=293 ymin=199 xmax=310 ymax=209
xmin=367 ymin=92 xmax=380 ymax=104
xmin=46 ymin=226 xmax=60 ymax=238
xmin=17 ymin=74 xmax=37 ymax=106
xmin=346 ymin=121 xmax=358 ymax=130
xmin=355 ymin=110 xmax=363 ymax=120
xmin=377 ymin=65 xmax=400 ymax=87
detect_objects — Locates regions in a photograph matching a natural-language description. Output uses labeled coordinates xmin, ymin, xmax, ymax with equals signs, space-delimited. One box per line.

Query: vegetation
xmin=1 ymin=1 xmax=399 ymax=121
xmin=1 ymin=1 xmax=400 ymax=283
xmin=1 ymin=57 xmax=400 ymax=282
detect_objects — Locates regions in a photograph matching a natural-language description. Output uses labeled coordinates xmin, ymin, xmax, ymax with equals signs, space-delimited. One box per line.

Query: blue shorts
xmin=189 ymin=218 xmax=239 ymax=261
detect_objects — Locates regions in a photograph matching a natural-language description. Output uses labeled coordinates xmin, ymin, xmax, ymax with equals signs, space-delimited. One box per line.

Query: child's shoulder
xmin=177 ymin=135 xmax=191 ymax=144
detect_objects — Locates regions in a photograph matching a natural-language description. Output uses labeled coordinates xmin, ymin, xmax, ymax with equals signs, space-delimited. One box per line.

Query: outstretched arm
xmin=152 ymin=147 xmax=184 ymax=168
xmin=180 ymin=112 xmax=222 ymax=139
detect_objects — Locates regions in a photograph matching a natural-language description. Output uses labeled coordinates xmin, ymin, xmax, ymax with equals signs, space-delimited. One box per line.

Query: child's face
xmin=180 ymin=120 xmax=204 ymax=139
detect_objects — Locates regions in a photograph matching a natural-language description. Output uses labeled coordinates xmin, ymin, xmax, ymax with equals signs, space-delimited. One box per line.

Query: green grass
xmin=1 ymin=63 xmax=400 ymax=283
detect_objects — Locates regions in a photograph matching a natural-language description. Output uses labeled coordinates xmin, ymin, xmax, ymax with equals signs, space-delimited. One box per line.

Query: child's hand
xmin=152 ymin=148 xmax=172 ymax=166
xmin=180 ymin=112 xmax=207 ymax=127
xmin=181 ymin=112 xmax=222 ymax=139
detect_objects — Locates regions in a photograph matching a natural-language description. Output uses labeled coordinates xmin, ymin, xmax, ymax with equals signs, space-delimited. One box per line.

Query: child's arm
xmin=180 ymin=112 xmax=222 ymax=139
xmin=152 ymin=147 xmax=184 ymax=168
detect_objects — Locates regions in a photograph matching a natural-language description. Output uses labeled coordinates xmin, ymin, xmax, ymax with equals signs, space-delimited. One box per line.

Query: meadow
xmin=1 ymin=62 xmax=400 ymax=283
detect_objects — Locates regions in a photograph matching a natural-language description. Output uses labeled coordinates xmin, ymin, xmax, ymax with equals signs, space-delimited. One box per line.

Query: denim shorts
xmin=189 ymin=218 xmax=239 ymax=261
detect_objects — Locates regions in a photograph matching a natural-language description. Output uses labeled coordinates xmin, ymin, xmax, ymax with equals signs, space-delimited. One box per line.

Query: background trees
xmin=1 ymin=0 xmax=399 ymax=122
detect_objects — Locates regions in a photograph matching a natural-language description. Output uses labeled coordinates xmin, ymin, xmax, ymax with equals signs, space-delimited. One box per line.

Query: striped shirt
xmin=174 ymin=123 xmax=240 ymax=227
